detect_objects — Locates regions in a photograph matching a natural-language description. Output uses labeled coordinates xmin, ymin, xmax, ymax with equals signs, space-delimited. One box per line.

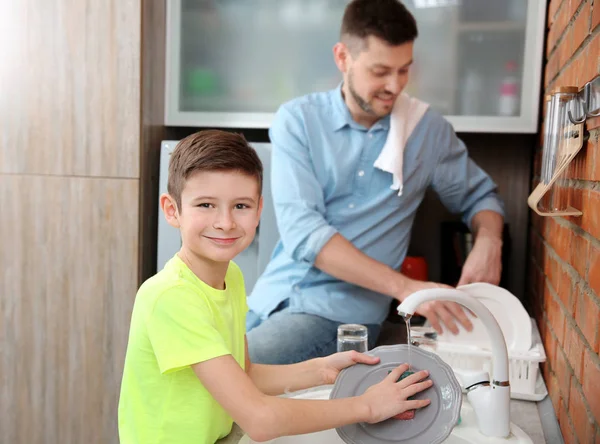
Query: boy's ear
xmin=256 ymin=196 xmax=264 ymax=226
xmin=160 ymin=193 xmax=181 ymax=229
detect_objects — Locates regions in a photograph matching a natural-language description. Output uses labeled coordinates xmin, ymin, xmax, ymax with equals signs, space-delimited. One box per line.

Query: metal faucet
xmin=397 ymin=288 xmax=511 ymax=438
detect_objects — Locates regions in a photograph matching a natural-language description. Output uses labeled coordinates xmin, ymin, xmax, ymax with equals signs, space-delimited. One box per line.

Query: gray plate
xmin=330 ymin=344 xmax=462 ymax=444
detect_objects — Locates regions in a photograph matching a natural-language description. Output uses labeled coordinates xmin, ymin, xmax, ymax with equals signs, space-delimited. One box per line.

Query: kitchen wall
xmin=0 ymin=1 xmax=164 ymax=443
xmin=527 ymin=1 xmax=600 ymax=443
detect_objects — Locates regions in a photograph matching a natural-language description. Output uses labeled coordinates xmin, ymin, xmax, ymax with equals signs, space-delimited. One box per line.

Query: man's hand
xmin=317 ymin=351 xmax=380 ymax=385
xmin=457 ymin=235 xmax=502 ymax=287
xmin=397 ymin=277 xmax=474 ymax=335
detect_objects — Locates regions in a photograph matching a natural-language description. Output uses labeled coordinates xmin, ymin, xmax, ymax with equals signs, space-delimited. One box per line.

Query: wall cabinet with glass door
xmin=166 ymin=0 xmax=546 ymax=133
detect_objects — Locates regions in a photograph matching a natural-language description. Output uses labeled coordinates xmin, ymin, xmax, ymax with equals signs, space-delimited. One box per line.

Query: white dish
xmin=435 ymin=283 xmax=532 ymax=353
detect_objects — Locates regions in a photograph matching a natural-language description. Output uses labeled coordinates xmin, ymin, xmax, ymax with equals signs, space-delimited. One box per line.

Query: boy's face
xmin=162 ymin=170 xmax=262 ymax=264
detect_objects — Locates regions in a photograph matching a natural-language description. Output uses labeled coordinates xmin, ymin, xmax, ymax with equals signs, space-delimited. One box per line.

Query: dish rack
xmin=417 ymin=319 xmax=547 ymax=401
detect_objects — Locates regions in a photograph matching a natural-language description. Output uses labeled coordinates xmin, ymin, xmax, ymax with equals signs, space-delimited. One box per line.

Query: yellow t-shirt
xmin=118 ymin=255 xmax=248 ymax=444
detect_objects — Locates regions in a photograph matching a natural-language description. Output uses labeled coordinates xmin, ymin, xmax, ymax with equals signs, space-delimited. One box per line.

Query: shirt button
xmin=358 ymin=170 xmax=365 ymax=177
xmin=368 ymin=133 xmax=373 ymax=138
xmin=293 ymin=285 xmax=300 ymax=292
xmin=348 ymin=203 xmax=355 ymax=209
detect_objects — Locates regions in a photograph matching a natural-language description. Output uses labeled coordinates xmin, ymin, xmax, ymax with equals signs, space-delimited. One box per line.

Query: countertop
xmin=218 ymin=393 xmax=561 ymax=444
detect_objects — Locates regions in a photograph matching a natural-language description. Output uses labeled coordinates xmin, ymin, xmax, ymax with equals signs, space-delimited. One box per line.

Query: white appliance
xmin=157 ymin=140 xmax=280 ymax=293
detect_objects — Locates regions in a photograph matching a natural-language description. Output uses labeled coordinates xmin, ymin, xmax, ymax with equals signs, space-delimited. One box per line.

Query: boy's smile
xmin=161 ymin=169 xmax=263 ymax=288
xmin=203 ymin=235 xmax=241 ymax=246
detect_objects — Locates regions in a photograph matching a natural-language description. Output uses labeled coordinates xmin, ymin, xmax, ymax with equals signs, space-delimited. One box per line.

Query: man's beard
xmin=347 ymin=69 xmax=392 ymax=118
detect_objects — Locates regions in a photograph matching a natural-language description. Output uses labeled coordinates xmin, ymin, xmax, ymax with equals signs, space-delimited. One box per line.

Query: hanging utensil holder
xmin=528 ymin=86 xmax=586 ymax=217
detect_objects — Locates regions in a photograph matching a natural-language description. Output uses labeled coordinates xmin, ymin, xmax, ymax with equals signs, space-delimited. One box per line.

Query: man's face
xmin=338 ymin=36 xmax=414 ymax=120
xmin=164 ymin=170 xmax=262 ymax=264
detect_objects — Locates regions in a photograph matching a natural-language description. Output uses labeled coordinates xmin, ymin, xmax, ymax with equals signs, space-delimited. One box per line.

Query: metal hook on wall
xmin=568 ymin=75 xmax=600 ymax=124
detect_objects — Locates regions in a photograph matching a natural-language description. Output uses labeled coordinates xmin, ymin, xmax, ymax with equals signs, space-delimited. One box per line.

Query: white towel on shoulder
xmin=374 ymin=93 xmax=430 ymax=196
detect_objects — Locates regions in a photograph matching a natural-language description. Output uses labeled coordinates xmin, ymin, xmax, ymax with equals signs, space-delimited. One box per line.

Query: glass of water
xmin=337 ymin=324 xmax=368 ymax=353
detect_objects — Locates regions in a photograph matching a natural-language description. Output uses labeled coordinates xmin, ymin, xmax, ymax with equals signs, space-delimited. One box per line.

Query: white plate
xmin=436 ymin=283 xmax=532 ymax=353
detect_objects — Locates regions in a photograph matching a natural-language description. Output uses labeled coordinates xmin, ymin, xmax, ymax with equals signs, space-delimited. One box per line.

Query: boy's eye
xmin=198 ymin=203 xmax=212 ymax=208
xmin=235 ymin=203 xmax=249 ymax=210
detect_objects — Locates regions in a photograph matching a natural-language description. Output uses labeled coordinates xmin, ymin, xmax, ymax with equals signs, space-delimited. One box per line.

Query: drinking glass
xmin=337 ymin=324 xmax=368 ymax=353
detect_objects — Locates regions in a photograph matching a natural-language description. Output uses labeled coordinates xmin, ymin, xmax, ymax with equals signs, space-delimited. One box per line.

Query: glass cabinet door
xmin=166 ymin=0 xmax=546 ymax=132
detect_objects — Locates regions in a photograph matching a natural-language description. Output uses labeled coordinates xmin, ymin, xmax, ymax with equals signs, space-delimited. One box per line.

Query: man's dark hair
xmin=341 ymin=0 xmax=418 ymax=50
xmin=167 ymin=130 xmax=263 ymax=212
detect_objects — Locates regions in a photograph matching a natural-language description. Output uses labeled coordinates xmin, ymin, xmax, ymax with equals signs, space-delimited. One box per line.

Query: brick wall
xmin=528 ymin=1 xmax=600 ymax=443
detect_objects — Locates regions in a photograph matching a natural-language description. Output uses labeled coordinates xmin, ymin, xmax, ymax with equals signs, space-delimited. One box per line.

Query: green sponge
xmin=389 ymin=370 xmax=462 ymax=426
xmin=388 ymin=369 xmax=414 ymax=382
xmin=390 ymin=370 xmax=416 ymax=420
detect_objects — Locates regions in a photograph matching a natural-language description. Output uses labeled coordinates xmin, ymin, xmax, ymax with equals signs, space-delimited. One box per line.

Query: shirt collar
xmin=329 ymin=83 xmax=391 ymax=132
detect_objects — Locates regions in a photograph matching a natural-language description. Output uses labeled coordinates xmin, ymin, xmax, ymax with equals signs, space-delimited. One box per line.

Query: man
xmin=247 ymin=0 xmax=504 ymax=365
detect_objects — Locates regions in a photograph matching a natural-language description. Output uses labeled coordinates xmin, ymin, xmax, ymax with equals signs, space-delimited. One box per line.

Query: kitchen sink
xmin=238 ymin=387 xmax=534 ymax=444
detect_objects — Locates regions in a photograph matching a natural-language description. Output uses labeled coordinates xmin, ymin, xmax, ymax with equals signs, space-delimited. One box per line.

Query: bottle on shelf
xmin=460 ymin=68 xmax=483 ymax=115
xmin=498 ymin=60 xmax=519 ymax=116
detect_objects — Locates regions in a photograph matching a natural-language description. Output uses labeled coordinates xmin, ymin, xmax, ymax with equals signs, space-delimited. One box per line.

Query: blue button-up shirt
xmin=248 ymin=85 xmax=504 ymax=325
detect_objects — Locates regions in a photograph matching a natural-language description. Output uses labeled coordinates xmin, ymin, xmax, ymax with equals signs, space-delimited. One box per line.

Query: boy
xmin=118 ymin=130 xmax=433 ymax=444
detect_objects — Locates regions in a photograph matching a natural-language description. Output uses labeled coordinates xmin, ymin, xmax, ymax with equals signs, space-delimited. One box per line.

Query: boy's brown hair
xmin=167 ymin=130 xmax=263 ymax=211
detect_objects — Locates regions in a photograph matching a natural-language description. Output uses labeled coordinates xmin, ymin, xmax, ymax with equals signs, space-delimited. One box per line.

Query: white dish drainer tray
xmin=417 ymin=318 xmax=547 ymax=401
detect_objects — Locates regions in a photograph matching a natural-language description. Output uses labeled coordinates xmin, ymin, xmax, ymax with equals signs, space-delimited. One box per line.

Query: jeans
xmin=246 ymin=300 xmax=382 ymax=365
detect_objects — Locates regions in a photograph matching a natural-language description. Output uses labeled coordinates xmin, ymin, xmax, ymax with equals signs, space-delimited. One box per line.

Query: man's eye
xmin=373 ymin=71 xmax=387 ymax=77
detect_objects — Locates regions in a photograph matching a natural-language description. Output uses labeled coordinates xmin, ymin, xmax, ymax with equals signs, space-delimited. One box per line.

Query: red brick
xmin=537 ymin=265 xmax=546 ymax=300
xmin=558 ymin=36 xmax=572 ymax=71
xmin=544 ymin=328 xmax=559 ymax=368
xmin=548 ymin=0 xmax=562 ymax=28
xmin=545 ymin=51 xmax=560 ymax=83
xmin=582 ymin=348 xmax=600 ymax=423
xmin=542 ymin=359 xmax=550 ymax=382
xmin=549 ymin=292 xmax=567 ymax=346
xmin=569 ymin=379 xmax=596 ymax=444
xmin=589 ymin=244 xmax=600 ymax=298
xmin=556 ymin=1 xmax=572 ymax=41
xmin=562 ymin=62 xmax=575 ymax=87
xmin=564 ymin=325 xmax=585 ymax=379
xmin=572 ymin=3 xmax=591 ymax=52
xmin=588 ymin=136 xmax=600 ymax=182
xmin=589 ymin=115 xmax=600 ymax=131
xmin=551 ymin=222 xmax=571 ymax=265
xmin=559 ymin=399 xmax=577 ymax=444
xmin=582 ymin=33 xmax=600 ymax=84
xmin=569 ymin=0 xmax=585 ymax=19
xmin=575 ymin=286 xmax=600 ymax=352
xmin=549 ymin=372 xmax=562 ymax=414
xmin=593 ymin=0 xmax=600 ymax=31
xmin=539 ymin=315 xmax=548 ymax=341
xmin=544 ymin=251 xmax=558 ymax=288
xmin=556 ymin=347 xmax=573 ymax=403
xmin=582 ymin=189 xmax=600 ymax=240
xmin=570 ymin=233 xmax=589 ymax=277
xmin=560 ymin=268 xmax=575 ymax=310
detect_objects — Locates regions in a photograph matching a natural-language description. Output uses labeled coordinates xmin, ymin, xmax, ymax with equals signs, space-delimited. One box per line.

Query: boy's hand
xmin=318 ymin=351 xmax=380 ymax=385
xmin=361 ymin=363 xmax=432 ymax=424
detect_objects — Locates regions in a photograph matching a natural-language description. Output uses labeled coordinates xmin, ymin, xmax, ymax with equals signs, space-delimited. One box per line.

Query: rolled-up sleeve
xmin=431 ymin=119 xmax=505 ymax=230
xmin=269 ymin=105 xmax=338 ymax=264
